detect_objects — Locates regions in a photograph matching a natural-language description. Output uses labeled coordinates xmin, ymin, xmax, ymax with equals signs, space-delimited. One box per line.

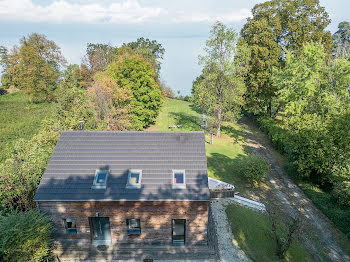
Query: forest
xmin=0 ymin=0 xmax=349 ymax=261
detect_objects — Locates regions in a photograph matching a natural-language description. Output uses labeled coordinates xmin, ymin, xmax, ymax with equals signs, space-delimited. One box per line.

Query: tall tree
xmin=192 ymin=22 xmax=246 ymax=139
xmin=84 ymin=43 xmax=116 ymax=73
xmin=104 ymin=53 xmax=163 ymax=130
xmin=239 ymin=0 xmax=332 ymax=116
xmin=126 ymin=37 xmax=165 ymax=73
xmin=0 ymin=33 xmax=66 ymax=102
xmin=333 ymin=21 xmax=350 ymax=58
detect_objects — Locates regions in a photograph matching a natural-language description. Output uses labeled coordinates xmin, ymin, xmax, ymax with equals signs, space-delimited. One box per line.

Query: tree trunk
xmin=267 ymin=101 xmax=272 ymax=117
xmin=216 ymin=108 xmax=222 ymax=137
xmin=210 ymin=133 xmax=213 ymax=145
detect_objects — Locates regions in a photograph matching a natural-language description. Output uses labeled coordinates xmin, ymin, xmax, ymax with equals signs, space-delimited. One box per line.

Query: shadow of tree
xmin=169 ymin=112 xmax=202 ymax=131
xmin=221 ymin=124 xmax=248 ymax=143
xmin=189 ymin=104 xmax=203 ymax=115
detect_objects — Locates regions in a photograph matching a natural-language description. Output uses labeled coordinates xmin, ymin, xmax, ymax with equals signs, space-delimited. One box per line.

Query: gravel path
xmin=241 ymin=118 xmax=349 ymax=262
xmin=211 ymin=199 xmax=251 ymax=262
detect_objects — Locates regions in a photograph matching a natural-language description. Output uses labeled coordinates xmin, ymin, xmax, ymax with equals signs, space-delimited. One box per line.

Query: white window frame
xmin=126 ymin=169 xmax=142 ymax=188
xmin=92 ymin=169 xmax=109 ymax=189
xmin=172 ymin=170 xmax=186 ymax=188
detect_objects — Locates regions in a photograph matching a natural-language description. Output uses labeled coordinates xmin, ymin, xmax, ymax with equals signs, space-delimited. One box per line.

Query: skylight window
xmin=126 ymin=169 xmax=142 ymax=188
xmin=92 ymin=169 xmax=109 ymax=189
xmin=172 ymin=170 xmax=186 ymax=188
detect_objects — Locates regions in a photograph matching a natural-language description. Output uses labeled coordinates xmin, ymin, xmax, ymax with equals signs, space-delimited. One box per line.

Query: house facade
xmin=34 ymin=131 xmax=210 ymax=259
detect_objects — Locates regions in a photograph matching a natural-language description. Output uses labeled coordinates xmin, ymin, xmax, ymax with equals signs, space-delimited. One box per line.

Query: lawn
xmin=148 ymin=98 xmax=251 ymax=192
xmin=0 ymin=92 xmax=57 ymax=162
xmin=226 ymin=204 xmax=313 ymax=262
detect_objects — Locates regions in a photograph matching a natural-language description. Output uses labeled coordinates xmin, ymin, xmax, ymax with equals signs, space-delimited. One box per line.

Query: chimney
xmin=79 ymin=121 xmax=84 ymax=130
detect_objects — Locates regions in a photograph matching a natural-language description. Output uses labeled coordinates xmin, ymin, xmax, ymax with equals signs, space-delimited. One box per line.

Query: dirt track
xmin=239 ymin=118 xmax=349 ymax=262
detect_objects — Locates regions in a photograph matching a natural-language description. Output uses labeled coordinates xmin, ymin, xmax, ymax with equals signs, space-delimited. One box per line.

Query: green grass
xmin=226 ymin=204 xmax=313 ymax=262
xmin=149 ymin=98 xmax=250 ymax=191
xmin=0 ymin=92 xmax=57 ymax=162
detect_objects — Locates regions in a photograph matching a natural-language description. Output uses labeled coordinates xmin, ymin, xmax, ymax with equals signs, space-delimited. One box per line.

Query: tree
xmin=193 ymin=21 xmax=246 ymax=139
xmin=239 ymin=0 xmax=333 ymax=115
xmin=0 ymin=210 xmax=52 ymax=262
xmin=266 ymin=205 xmax=303 ymax=259
xmin=0 ymin=33 xmax=66 ymax=102
xmin=88 ymin=74 xmax=132 ymax=130
xmin=333 ymin=21 xmax=350 ymax=58
xmin=126 ymin=37 xmax=165 ymax=73
xmin=271 ymin=42 xmax=350 ymax=186
xmin=84 ymin=43 xmax=116 ymax=73
xmin=104 ymin=53 xmax=163 ymax=130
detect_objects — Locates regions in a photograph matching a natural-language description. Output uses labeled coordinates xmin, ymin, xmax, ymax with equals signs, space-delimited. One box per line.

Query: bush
xmin=0 ymin=210 xmax=52 ymax=262
xmin=240 ymin=154 xmax=271 ymax=184
xmin=332 ymin=181 xmax=350 ymax=207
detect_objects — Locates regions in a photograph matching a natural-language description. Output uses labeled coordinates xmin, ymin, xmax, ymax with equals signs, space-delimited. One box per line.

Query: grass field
xmin=226 ymin=204 xmax=313 ymax=262
xmin=148 ymin=98 xmax=250 ymax=191
xmin=0 ymin=92 xmax=57 ymax=162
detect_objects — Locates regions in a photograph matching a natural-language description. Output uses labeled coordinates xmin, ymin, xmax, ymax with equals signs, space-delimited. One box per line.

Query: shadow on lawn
xmin=169 ymin=112 xmax=202 ymax=131
xmin=221 ymin=124 xmax=248 ymax=144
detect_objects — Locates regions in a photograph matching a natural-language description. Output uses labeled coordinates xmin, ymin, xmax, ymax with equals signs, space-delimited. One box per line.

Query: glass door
xmin=172 ymin=219 xmax=186 ymax=245
xmin=89 ymin=217 xmax=111 ymax=245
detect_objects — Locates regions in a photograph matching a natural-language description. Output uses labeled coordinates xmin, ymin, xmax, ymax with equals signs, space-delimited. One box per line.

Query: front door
xmin=172 ymin=219 xmax=186 ymax=245
xmin=89 ymin=217 xmax=111 ymax=245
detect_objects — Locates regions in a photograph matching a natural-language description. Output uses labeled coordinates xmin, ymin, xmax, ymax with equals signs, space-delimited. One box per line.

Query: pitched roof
xmin=34 ymin=131 xmax=209 ymax=201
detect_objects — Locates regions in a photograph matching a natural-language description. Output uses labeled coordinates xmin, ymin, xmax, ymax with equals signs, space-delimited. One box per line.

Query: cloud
xmin=0 ymin=0 xmax=167 ymax=24
xmin=0 ymin=0 xmax=251 ymax=24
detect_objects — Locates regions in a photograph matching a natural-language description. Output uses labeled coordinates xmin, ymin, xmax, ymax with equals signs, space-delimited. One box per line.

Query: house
xmin=34 ymin=131 xmax=212 ymax=260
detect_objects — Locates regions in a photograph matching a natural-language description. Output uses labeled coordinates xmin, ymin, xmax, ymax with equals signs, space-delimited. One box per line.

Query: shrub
xmin=240 ymin=154 xmax=271 ymax=184
xmin=332 ymin=181 xmax=350 ymax=207
xmin=0 ymin=210 xmax=52 ymax=262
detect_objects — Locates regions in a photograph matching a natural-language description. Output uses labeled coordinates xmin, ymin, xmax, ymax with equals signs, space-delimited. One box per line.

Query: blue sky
xmin=0 ymin=0 xmax=349 ymax=95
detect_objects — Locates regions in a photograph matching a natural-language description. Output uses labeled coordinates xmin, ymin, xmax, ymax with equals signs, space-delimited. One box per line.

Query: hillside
xmin=0 ymin=92 xmax=57 ymax=162
xmin=148 ymin=98 xmax=350 ymax=261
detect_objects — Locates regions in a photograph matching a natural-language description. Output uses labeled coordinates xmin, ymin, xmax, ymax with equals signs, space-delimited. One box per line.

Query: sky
xmin=0 ymin=0 xmax=349 ymax=95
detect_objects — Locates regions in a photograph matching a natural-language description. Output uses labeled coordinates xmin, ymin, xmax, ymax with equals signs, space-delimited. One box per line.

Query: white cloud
xmin=0 ymin=0 xmax=167 ymax=24
xmin=0 ymin=0 xmax=251 ymax=24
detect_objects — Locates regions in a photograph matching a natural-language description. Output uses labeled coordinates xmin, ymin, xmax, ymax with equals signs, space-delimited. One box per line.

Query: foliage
xmin=193 ymin=21 xmax=246 ymax=139
xmin=88 ymin=73 xmax=132 ymax=130
xmin=160 ymin=80 xmax=175 ymax=98
xmin=57 ymin=78 xmax=98 ymax=131
xmin=126 ymin=37 xmax=165 ymax=73
xmin=0 ymin=119 xmax=60 ymax=213
xmin=332 ymin=181 xmax=350 ymax=207
xmin=0 ymin=209 xmax=52 ymax=262
xmin=271 ymin=42 xmax=350 ymax=186
xmin=240 ymin=154 xmax=270 ymax=184
xmin=84 ymin=43 xmax=116 ymax=73
xmin=104 ymin=54 xmax=163 ymax=130
xmin=239 ymin=0 xmax=332 ymax=115
xmin=333 ymin=21 xmax=350 ymax=58
xmin=0 ymin=33 xmax=66 ymax=102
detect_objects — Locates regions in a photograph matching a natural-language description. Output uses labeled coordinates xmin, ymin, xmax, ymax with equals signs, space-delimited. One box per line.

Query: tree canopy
xmin=0 ymin=33 xmax=66 ymax=102
xmin=239 ymin=0 xmax=333 ymax=115
xmin=192 ymin=21 xmax=246 ymax=139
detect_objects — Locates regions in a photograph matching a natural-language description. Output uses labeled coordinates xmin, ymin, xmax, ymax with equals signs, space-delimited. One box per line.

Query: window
xmin=92 ymin=169 xmax=109 ymax=189
xmin=126 ymin=218 xmax=141 ymax=235
xmin=172 ymin=170 xmax=186 ymax=188
xmin=126 ymin=169 xmax=142 ymax=188
xmin=172 ymin=219 xmax=186 ymax=245
xmin=64 ymin=218 xmax=77 ymax=234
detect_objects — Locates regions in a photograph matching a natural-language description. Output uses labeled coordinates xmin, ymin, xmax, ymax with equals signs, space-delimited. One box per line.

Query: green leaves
xmin=0 ymin=210 xmax=52 ymax=262
xmin=193 ymin=22 xmax=246 ymax=138
xmin=239 ymin=0 xmax=332 ymax=115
